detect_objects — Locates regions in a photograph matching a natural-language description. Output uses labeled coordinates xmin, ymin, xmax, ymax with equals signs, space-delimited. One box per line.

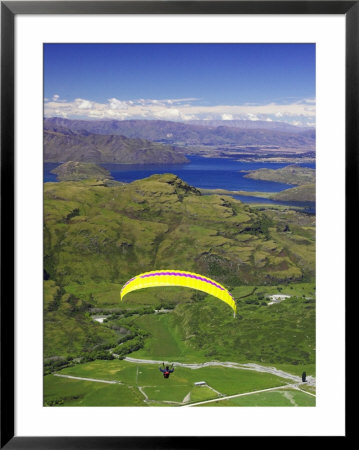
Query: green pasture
xmin=297 ymin=384 xmax=316 ymax=395
xmin=60 ymin=359 xmax=137 ymax=383
xmin=43 ymin=374 xmax=144 ymax=406
xmin=259 ymin=363 xmax=316 ymax=378
xmin=134 ymin=314 xmax=188 ymax=360
xmin=200 ymin=388 xmax=315 ymax=407
xmin=247 ymin=203 xmax=307 ymax=212
xmin=50 ymin=359 xmax=291 ymax=406
xmin=189 ymin=386 xmax=218 ymax=402
xmin=125 ymin=313 xmax=203 ymax=363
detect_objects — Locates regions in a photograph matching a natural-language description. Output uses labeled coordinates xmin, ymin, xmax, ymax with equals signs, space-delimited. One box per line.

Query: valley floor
xmin=123 ymin=357 xmax=316 ymax=386
xmin=45 ymin=358 xmax=315 ymax=407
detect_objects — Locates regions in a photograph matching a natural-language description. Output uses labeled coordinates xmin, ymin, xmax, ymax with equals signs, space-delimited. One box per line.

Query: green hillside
xmin=44 ymin=174 xmax=314 ymax=288
xmin=243 ymin=165 xmax=315 ymax=186
xmin=44 ymin=174 xmax=315 ymax=379
xmin=50 ymin=161 xmax=113 ymax=181
xmin=201 ymin=185 xmax=315 ymax=203
xmin=271 ymin=184 xmax=315 ymax=202
xmin=44 ymin=280 xmax=118 ymax=359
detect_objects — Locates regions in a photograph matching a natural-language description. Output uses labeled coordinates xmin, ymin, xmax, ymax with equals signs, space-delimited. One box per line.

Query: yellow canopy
xmin=121 ymin=270 xmax=236 ymax=316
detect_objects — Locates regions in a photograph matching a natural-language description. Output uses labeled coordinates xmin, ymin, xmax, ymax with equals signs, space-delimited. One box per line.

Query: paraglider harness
xmin=160 ymin=363 xmax=174 ymax=379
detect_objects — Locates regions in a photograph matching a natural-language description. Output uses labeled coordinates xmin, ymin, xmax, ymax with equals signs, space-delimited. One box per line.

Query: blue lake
xmin=44 ymin=156 xmax=315 ymax=213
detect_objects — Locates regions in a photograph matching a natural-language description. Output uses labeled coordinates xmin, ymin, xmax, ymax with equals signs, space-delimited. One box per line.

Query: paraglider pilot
xmin=160 ymin=363 xmax=174 ymax=379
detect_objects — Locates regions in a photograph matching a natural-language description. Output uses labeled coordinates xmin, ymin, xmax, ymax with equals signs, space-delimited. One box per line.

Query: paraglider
xmin=160 ymin=363 xmax=175 ymax=379
xmin=120 ymin=270 xmax=236 ymax=316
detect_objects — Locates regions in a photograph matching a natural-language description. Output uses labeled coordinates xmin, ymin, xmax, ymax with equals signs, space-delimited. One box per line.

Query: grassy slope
xmin=51 ymin=161 xmax=113 ymax=181
xmin=44 ymin=174 xmax=314 ymax=292
xmin=201 ymin=186 xmax=315 ymax=203
xmin=128 ymin=289 xmax=315 ymax=369
xmin=224 ymin=166 xmax=317 ymax=203
xmin=243 ymin=165 xmax=315 ymax=186
xmin=44 ymin=280 xmax=118 ymax=358
xmin=200 ymin=188 xmax=272 ymax=198
xmin=271 ymin=184 xmax=315 ymax=202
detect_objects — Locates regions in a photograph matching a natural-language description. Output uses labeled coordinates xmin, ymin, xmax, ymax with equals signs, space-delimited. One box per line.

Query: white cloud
xmin=246 ymin=113 xmax=259 ymax=121
xmin=44 ymin=96 xmax=316 ymax=126
xmin=299 ymin=98 xmax=316 ymax=105
xmin=75 ymin=98 xmax=93 ymax=110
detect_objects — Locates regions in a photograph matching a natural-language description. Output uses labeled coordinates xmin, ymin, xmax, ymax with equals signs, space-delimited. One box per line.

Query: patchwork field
xmin=198 ymin=388 xmax=315 ymax=407
xmin=44 ymin=374 xmax=144 ymax=406
xmin=43 ymin=359 xmax=315 ymax=407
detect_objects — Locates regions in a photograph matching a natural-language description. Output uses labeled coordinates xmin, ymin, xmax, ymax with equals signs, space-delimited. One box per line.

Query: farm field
xmin=197 ymin=388 xmax=315 ymax=407
xmin=44 ymin=359 xmax=306 ymax=406
xmin=44 ymin=374 xmax=144 ymax=406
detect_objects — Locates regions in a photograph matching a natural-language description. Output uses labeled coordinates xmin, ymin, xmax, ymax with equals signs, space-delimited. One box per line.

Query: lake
xmin=44 ymin=156 xmax=315 ymax=213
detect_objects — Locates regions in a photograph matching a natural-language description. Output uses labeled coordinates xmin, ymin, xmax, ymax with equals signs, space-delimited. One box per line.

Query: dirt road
xmin=181 ymin=383 xmax=301 ymax=407
xmin=124 ymin=357 xmax=315 ymax=386
xmin=53 ymin=373 xmax=121 ymax=384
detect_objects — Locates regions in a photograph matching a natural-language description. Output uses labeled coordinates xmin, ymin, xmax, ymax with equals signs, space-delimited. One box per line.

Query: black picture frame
xmin=1 ymin=1 xmax=354 ymax=447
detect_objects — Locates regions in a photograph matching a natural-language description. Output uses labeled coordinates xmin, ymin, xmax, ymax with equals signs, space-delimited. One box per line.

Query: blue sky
xmin=44 ymin=43 xmax=315 ymax=125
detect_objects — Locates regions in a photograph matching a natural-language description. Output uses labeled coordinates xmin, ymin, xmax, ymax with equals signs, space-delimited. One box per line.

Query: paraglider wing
xmin=120 ymin=270 xmax=236 ymax=316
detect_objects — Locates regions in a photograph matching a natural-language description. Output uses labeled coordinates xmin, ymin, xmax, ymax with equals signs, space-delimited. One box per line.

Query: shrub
xmin=44 ymin=398 xmax=64 ymax=406
xmin=114 ymin=336 xmax=144 ymax=357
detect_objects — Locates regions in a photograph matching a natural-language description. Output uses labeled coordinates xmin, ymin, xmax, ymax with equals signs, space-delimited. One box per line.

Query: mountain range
xmin=187 ymin=119 xmax=310 ymax=133
xmin=44 ymin=117 xmax=315 ymax=150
